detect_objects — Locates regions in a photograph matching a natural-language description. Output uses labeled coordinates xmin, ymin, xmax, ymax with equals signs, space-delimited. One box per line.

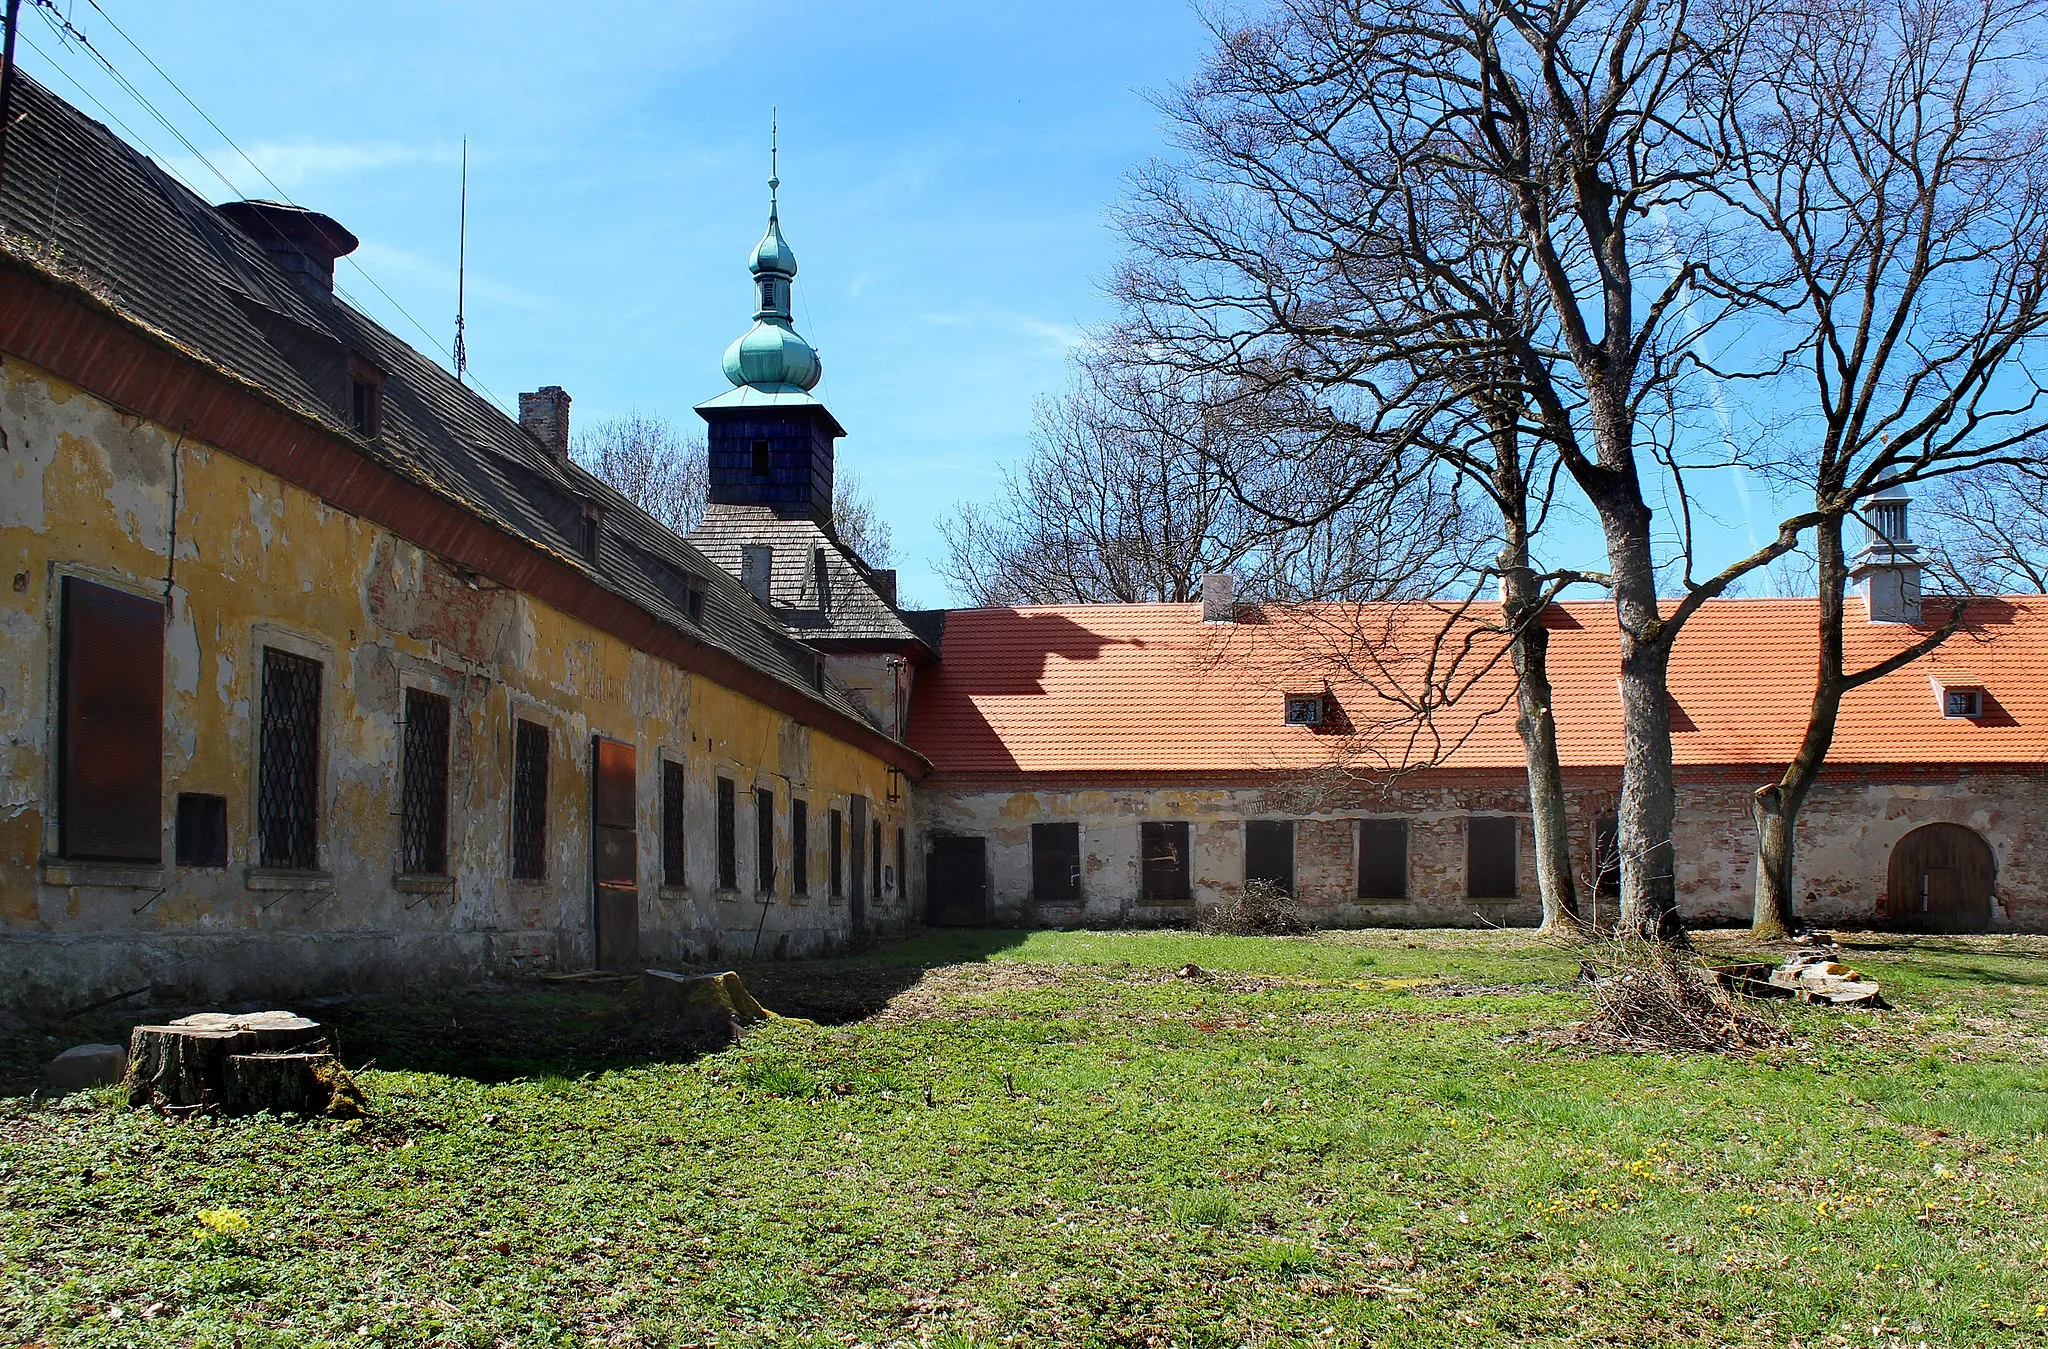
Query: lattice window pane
xmin=511 ymin=720 xmax=549 ymax=879
xmin=400 ymin=688 xmax=451 ymax=875
xmin=791 ymin=798 xmax=809 ymax=895
xmin=716 ymin=777 xmax=738 ymax=890
xmin=258 ymin=647 xmax=322 ymax=870
xmin=662 ymin=760 xmax=687 ymax=887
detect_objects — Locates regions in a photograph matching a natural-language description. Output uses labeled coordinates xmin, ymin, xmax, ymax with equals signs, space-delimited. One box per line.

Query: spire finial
xmin=769 ymin=108 xmax=779 ymax=218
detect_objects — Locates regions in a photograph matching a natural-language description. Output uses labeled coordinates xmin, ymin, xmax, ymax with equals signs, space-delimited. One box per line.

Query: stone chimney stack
xmin=1851 ymin=490 xmax=1924 ymax=624
xmin=1200 ymin=573 xmax=1237 ymax=624
xmin=518 ymin=387 xmax=572 ymax=462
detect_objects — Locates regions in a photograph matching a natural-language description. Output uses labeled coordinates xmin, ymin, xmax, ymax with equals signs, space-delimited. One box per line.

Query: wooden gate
xmin=591 ymin=736 xmax=640 ymax=968
xmin=1884 ymin=823 xmax=1995 ymax=934
xmin=926 ymin=835 xmax=987 ymax=927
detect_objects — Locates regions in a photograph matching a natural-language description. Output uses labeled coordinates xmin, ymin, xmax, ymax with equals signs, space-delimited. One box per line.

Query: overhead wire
xmin=21 ymin=0 xmax=504 ymax=407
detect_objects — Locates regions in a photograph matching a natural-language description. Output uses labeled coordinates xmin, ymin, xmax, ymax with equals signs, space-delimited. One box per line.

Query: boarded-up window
xmin=829 ymin=808 xmax=844 ymax=900
xmin=257 ymin=647 xmax=322 ymax=870
xmin=755 ymin=786 xmax=776 ymax=893
xmin=1032 ymin=822 xmax=1081 ymax=904
xmin=1244 ymin=820 xmax=1295 ymax=896
xmin=661 ymin=760 xmax=686 ymax=886
xmin=1468 ymin=816 xmax=1518 ymax=899
xmin=1592 ymin=815 xmax=1622 ymax=899
xmin=510 ymin=720 xmax=549 ymax=879
xmin=1356 ymin=819 xmax=1408 ymax=899
xmin=591 ymin=737 xmax=636 ymax=889
xmin=716 ymin=777 xmax=738 ymax=890
xmin=791 ymin=799 xmax=809 ymax=894
xmin=1141 ymin=821 xmax=1192 ymax=904
xmin=400 ymin=688 xmax=451 ymax=875
xmin=58 ymin=577 xmax=164 ymax=862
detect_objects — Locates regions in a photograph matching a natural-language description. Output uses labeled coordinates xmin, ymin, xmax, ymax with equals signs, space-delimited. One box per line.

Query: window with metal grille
xmin=716 ymin=777 xmax=738 ymax=890
xmin=1140 ymin=821 xmax=1191 ymax=904
xmin=511 ymin=719 xmax=549 ymax=879
xmin=1244 ymin=819 xmax=1295 ymax=896
xmin=1357 ymin=819 xmax=1408 ymax=899
xmin=829 ymin=807 xmax=844 ymax=901
xmin=400 ymin=688 xmax=451 ymax=875
xmin=872 ymin=820 xmax=882 ymax=899
xmin=257 ymin=647 xmax=322 ymax=870
xmin=1468 ymin=816 xmax=1518 ymax=899
xmin=661 ymin=760 xmax=686 ymax=886
xmin=755 ymin=786 xmax=776 ymax=894
xmin=175 ymin=793 xmax=227 ymax=868
xmin=1032 ymin=822 xmax=1081 ymax=904
xmin=57 ymin=577 xmax=164 ymax=862
xmin=791 ymin=798 xmax=809 ymax=895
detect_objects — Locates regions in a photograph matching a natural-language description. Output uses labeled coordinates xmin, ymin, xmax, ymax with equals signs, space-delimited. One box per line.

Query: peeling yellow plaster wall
xmin=0 ymin=358 xmax=915 ymax=1010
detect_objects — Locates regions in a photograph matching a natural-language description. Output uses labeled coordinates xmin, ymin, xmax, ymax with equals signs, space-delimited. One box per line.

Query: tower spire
xmin=716 ymin=111 xmax=818 ymax=392
xmin=769 ymin=107 xmax=779 ymax=218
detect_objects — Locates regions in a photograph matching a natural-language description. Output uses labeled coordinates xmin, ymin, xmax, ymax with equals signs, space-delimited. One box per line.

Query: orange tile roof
xmin=906 ymin=597 xmax=2048 ymax=777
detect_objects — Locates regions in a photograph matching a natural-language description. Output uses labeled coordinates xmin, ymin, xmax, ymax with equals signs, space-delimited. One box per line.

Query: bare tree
xmin=572 ymin=411 xmax=706 ymax=535
xmin=1116 ymin=0 xmax=1829 ymax=939
xmin=937 ymin=353 xmax=1470 ymax=605
xmin=1707 ymin=0 xmax=2048 ymax=937
xmin=1920 ymin=464 xmax=2048 ymax=594
xmin=574 ymin=411 xmax=896 ymax=568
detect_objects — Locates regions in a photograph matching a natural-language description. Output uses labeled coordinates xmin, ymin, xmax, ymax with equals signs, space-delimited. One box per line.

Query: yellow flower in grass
xmin=193 ymin=1208 xmax=252 ymax=1248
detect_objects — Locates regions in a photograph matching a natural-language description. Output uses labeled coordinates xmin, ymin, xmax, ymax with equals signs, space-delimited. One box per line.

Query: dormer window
xmin=346 ymin=354 xmax=384 ymax=437
xmin=1284 ymin=693 xmax=1325 ymax=726
xmin=1931 ymin=671 xmax=1983 ymax=719
xmin=577 ymin=503 xmax=604 ymax=564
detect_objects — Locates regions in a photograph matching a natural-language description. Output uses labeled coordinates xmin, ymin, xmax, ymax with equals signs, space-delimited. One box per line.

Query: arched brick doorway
xmin=1884 ymin=823 xmax=1995 ymax=933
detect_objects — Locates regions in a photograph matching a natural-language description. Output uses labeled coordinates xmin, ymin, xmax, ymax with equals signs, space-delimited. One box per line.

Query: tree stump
xmin=126 ymin=1011 xmax=353 ymax=1114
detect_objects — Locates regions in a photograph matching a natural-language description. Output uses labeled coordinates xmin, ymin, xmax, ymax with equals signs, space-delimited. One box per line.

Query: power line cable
xmin=25 ymin=0 xmax=504 ymax=406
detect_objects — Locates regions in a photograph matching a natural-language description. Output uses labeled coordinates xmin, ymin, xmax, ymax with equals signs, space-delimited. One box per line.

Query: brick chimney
xmin=1201 ymin=573 xmax=1236 ymax=624
xmin=869 ymin=568 xmax=898 ymax=606
xmin=519 ymin=387 xmax=571 ymax=462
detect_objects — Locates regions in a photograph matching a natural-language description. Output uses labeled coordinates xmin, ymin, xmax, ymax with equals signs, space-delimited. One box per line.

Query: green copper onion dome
xmin=720 ymin=117 xmax=822 ymax=393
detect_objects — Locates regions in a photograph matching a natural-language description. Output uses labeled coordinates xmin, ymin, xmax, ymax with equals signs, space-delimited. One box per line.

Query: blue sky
xmin=17 ymin=0 xmax=1219 ymax=605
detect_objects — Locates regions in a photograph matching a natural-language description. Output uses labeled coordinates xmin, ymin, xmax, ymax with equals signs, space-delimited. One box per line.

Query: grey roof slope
xmin=689 ymin=504 xmax=932 ymax=652
xmin=0 ymin=73 xmax=879 ymax=730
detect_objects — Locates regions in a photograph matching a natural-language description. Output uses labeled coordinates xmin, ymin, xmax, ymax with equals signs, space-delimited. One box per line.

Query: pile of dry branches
xmin=1563 ymin=939 xmax=1793 ymax=1054
xmin=1201 ymin=879 xmax=1315 ymax=937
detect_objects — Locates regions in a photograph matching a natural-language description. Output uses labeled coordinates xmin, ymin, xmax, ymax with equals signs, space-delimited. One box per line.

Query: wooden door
xmin=591 ymin=736 xmax=640 ymax=968
xmin=1885 ymin=823 xmax=1994 ymax=934
xmin=926 ymin=835 xmax=987 ymax=927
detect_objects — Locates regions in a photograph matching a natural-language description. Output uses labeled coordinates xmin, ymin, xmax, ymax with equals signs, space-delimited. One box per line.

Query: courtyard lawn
xmin=2 ymin=930 xmax=2046 ymax=1348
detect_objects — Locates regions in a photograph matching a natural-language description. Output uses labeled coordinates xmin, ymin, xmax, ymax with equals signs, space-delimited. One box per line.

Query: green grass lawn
xmin=3 ymin=929 xmax=2046 ymax=1347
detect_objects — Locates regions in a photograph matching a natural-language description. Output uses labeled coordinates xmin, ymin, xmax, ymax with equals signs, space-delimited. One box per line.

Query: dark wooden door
xmin=926 ymin=835 xmax=987 ymax=927
xmin=592 ymin=736 xmax=640 ymax=968
xmin=1885 ymin=823 xmax=1994 ymax=933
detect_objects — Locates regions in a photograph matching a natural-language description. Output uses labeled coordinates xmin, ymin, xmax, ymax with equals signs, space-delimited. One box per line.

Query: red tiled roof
xmin=906 ymin=597 xmax=2048 ymax=777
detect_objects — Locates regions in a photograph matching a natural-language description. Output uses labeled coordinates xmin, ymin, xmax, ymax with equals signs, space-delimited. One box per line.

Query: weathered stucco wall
xmin=919 ymin=766 xmax=2048 ymax=931
xmin=0 ymin=359 xmax=914 ymax=1013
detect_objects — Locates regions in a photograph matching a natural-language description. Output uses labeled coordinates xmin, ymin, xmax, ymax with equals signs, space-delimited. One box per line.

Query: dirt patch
xmin=865 ymin=963 xmax=1081 ymax=1023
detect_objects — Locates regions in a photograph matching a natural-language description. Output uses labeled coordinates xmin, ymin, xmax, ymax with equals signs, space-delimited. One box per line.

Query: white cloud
xmin=922 ymin=307 xmax=1085 ymax=357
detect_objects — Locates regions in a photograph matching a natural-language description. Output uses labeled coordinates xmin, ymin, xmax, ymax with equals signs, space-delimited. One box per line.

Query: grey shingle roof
xmin=689 ymin=504 xmax=933 ymax=652
xmin=0 ymin=74 xmax=878 ymax=729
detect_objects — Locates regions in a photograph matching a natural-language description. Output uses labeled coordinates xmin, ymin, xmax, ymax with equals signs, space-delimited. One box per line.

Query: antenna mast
xmin=453 ymin=138 xmax=469 ymax=384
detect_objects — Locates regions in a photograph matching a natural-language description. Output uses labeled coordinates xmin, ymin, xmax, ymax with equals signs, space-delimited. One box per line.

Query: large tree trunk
xmin=1599 ymin=488 xmax=1683 ymax=941
xmin=1500 ymin=544 xmax=1580 ymax=933
xmin=1752 ymin=517 xmax=1851 ymax=938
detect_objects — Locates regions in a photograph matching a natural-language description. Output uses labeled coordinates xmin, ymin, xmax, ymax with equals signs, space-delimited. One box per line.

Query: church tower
xmin=696 ymin=120 xmax=845 ymax=522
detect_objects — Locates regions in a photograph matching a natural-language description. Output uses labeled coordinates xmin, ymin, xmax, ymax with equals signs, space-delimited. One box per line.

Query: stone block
xmin=46 ymin=1043 xmax=126 ymax=1092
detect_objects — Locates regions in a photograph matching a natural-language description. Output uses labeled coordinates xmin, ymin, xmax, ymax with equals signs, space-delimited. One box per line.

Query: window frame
xmin=1031 ymin=821 xmax=1083 ymax=905
xmin=398 ymin=685 xmax=453 ymax=877
xmin=715 ymin=776 xmax=739 ymax=892
xmin=1355 ymin=818 xmax=1409 ymax=900
xmin=829 ymin=807 xmax=845 ymax=902
xmin=1467 ymin=815 xmax=1519 ymax=900
xmin=755 ymin=785 xmax=777 ymax=895
xmin=1244 ymin=819 xmax=1296 ymax=897
xmin=1140 ymin=820 xmax=1192 ymax=904
xmin=509 ymin=717 xmax=551 ymax=881
xmin=255 ymin=644 xmax=324 ymax=872
xmin=791 ymin=798 xmax=809 ymax=896
xmin=660 ymin=758 xmax=687 ymax=888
